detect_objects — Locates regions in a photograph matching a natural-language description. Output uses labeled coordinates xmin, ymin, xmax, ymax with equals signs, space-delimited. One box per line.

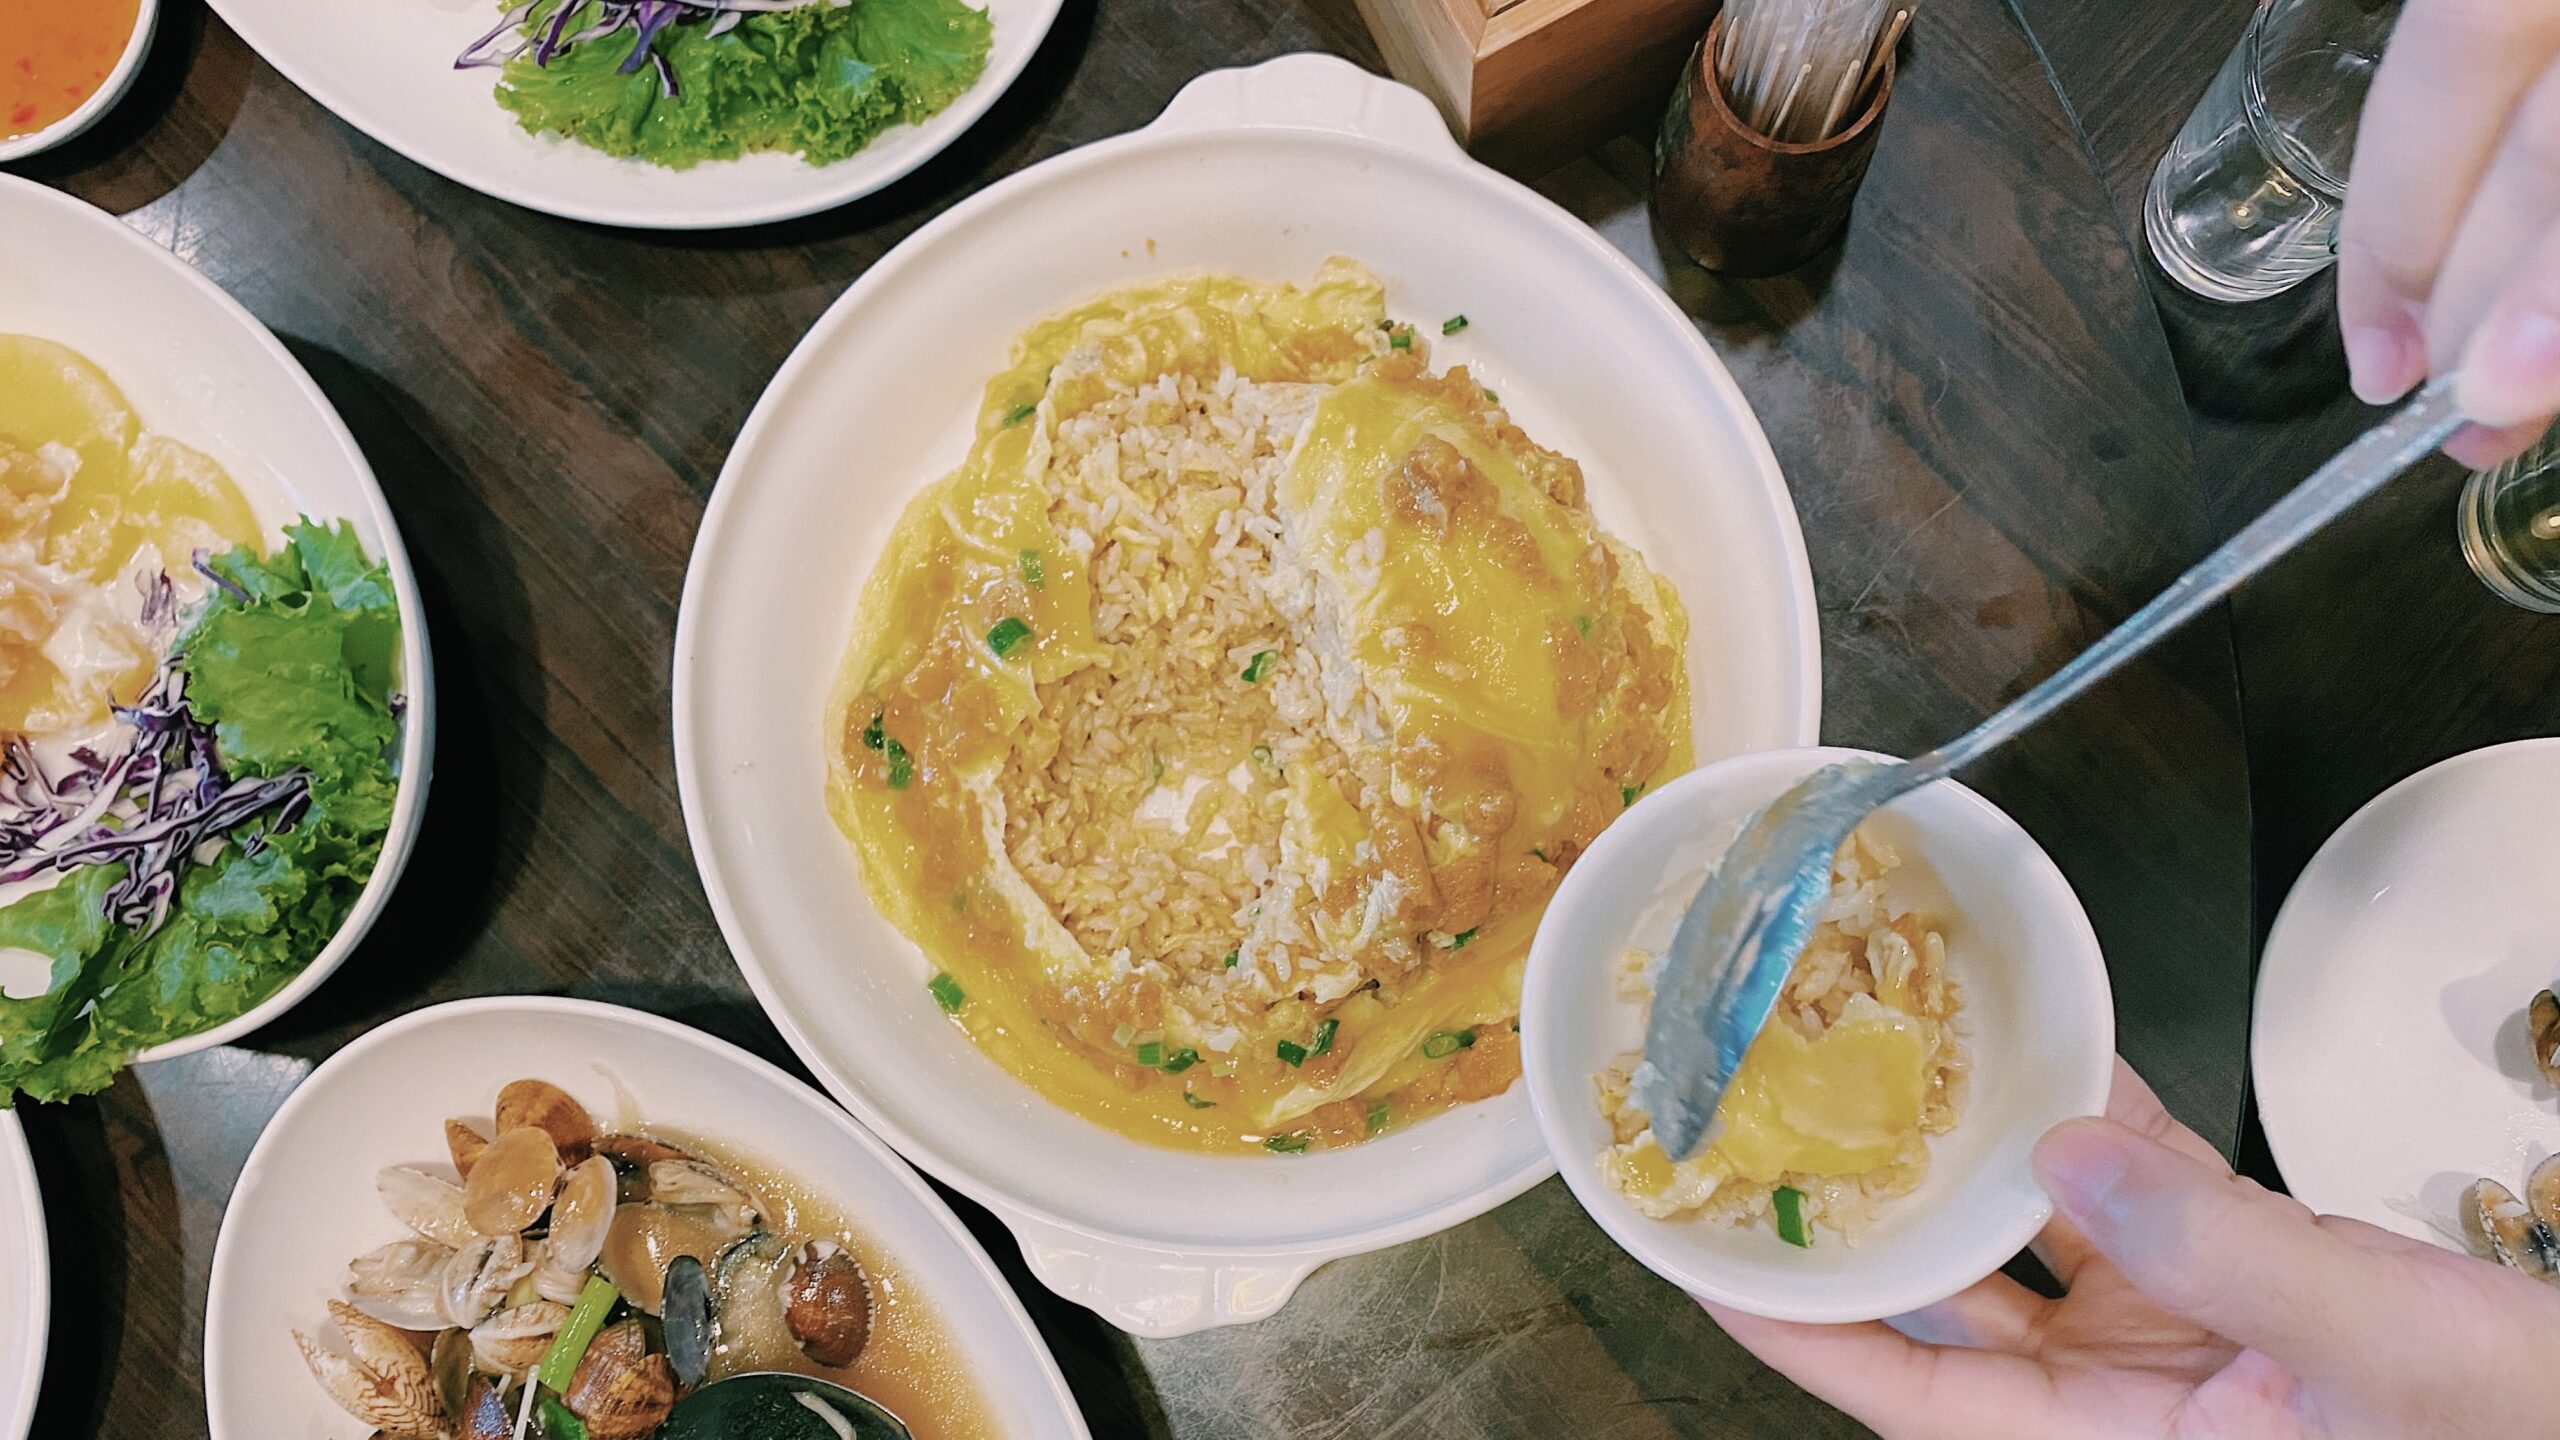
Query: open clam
xmin=293 ymin=1300 xmax=446 ymax=1440
xmin=2464 ymin=1178 xmax=2560 ymax=1280
xmin=2533 ymin=989 xmax=2560 ymax=1092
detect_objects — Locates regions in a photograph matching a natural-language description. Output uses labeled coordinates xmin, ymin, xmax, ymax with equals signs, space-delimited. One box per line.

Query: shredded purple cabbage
xmin=457 ymin=0 xmax=833 ymax=98
xmin=0 ymin=632 xmax=310 ymax=941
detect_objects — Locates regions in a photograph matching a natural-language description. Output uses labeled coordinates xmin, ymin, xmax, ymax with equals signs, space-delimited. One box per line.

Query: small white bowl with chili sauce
xmin=0 ymin=0 xmax=160 ymax=164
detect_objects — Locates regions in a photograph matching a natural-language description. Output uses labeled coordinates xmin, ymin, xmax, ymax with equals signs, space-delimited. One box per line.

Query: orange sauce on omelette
xmin=2 ymin=0 xmax=142 ymax=141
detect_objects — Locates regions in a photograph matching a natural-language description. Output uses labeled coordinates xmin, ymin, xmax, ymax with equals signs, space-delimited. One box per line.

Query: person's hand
xmin=1705 ymin=1058 xmax=2560 ymax=1439
xmin=2339 ymin=0 xmax=2560 ymax=466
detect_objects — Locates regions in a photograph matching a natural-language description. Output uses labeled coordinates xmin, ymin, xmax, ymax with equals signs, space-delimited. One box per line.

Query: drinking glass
xmin=2459 ymin=426 xmax=2560 ymax=614
xmin=2145 ymin=0 xmax=2401 ymax=302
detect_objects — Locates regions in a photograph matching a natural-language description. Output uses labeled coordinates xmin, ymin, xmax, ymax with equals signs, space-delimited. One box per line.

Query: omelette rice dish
xmin=826 ymin=261 xmax=1692 ymax=1154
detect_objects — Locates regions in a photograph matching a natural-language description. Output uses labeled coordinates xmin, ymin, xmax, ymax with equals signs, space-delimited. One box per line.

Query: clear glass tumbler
xmin=2459 ymin=426 xmax=2560 ymax=614
xmin=2145 ymin=0 xmax=2401 ymax=302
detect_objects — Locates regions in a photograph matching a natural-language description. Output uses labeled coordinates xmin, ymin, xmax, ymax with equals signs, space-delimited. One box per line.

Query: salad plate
xmin=2255 ymin=738 xmax=2560 ymax=1250
xmin=204 ymin=996 xmax=1092 ymax=1440
xmin=204 ymin=0 xmax=1064 ymax=230
xmin=677 ymin=54 xmax=1819 ymax=1336
xmin=0 ymin=176 xmax=433 ymax=1094
xmin=0 ymin=1111 xmax=44 ymax=1440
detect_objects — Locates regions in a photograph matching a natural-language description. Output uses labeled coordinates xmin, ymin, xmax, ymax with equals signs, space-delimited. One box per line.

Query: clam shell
xmin=2465 ymin=1178 xmax=2560 ymax=1279
xmin=344 ymin=1238 xmax=453 ymax=1330
xmin=462 ymin=1126 xmax=560 ymax=1237
xmin=565 ymin=1320 xmax=676 ymax=1440
xmin=441 ymin=1233 xmax=535 ymax=1329
xmin=2532 ymin=990 xmax=2560 ymax=1091
xmin=377 ymin=1166 xmax=474 ymax=1249
xmin=495 ymin=1079 xmax=596 ymax=1163
xmin=469 ymin=1299 xmax=571 ymax=1376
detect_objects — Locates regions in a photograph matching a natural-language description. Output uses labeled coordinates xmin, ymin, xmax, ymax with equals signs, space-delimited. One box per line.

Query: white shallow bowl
xmin=675 ymin=54 xmax=1821 ymax=1336
xmin=0 ymin=1111 xmax=45 ymax=1440
xmin=2255 ymin=738 xmax=2560 ymax=1245
xmin=0 ymin=176 xmax=434 ymax=1065
xmin=1521 ymin=746 xmax=2115 ymax=1325
xmin=206 ymin=0 xmax=1060 ymax=229
xmin=204 ymin=996 xmax=1091 ymax=1440
xmin=0 ymin=0 xmax=159 ymax=163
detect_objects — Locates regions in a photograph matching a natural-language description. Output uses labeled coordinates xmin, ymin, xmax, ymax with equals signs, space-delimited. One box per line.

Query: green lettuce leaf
xmin=492 ymin=0 xmax=988 ymax=170
xmin=0 ymin=520 xmax=402 ymax=1105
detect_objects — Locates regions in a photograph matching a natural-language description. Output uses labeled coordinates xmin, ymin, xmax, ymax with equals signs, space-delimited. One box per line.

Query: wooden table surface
xmin=6 ymin=0 xmax=2544 ymax=1435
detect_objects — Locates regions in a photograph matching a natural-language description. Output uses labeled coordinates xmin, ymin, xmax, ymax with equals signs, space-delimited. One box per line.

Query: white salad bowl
xmin=203 ymin=996 xmax=1091 ymax=1440
xmin=675 ymin=54 xmax=1820 ymax=1337
xmin=0 ymin=0 xmax=160 ymax=164
xmin=205 ymin=0 xmax=1062 ymax=230
xmin=0 ymin=1111 xmax=45 ymax=1440
xmin=1521 ymin=746 xmax=2114 ymax=1325
xmin=0 ymin=176 xmax=434 ymax=1064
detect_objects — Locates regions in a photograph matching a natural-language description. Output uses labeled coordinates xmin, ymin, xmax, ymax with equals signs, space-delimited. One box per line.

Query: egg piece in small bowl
xmin=1521 ymin=745 xmax=2113 ymax=1325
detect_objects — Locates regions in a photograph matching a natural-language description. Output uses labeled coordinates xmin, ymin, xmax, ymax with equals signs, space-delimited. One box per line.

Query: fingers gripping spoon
xmin=1632 ymin=377 xmax=2470 ymax=1160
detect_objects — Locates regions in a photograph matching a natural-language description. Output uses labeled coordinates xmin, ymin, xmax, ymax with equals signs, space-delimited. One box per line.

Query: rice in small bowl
xmin=1521 ymin=746 xmax=2113 ymax=1325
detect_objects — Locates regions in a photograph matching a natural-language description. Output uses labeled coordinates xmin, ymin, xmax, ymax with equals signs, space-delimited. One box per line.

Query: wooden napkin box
xmin=1352 ymin=0 xmax=1721 ymax=173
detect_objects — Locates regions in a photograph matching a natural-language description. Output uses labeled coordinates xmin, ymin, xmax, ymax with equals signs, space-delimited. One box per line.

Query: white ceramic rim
xmin=0 ymin=1111 xmax=44 ymax=1440
xmin=0 ymin=175 xmax=437 ymax=1064
xmin=202 ymin=0 xmax=1064 ymax=231
xmin=200 ymin=994 xmax=1092 ymax=1437
xmin=673 ymin=52 xmax=1820 ymax=1331
xmin=0 ymin=0 xmax=160 ymax=164
xmin=1521 ymin=745 xmax=2117 ymax=1324
xmin=2251 ymin=735 xmax=2560 ymax=1224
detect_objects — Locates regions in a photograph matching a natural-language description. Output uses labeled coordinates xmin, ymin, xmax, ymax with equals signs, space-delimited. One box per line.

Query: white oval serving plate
xmin=204 ymin=0 xmax=1061 ymax=230
xmin=1521 ymin=746 xmax=2115 ymax=1325
xmin=204 ymin=996 xmax=1091 ymax=1440
xmin=0 ymin=0 xmax=160 ymax=164
xmin=2255 ymin=738 xmax=2560 ymax=1246
xmin=675 ymin=53 xmax=1821 ymax=1336
xmin=0 ymin=175 xmax=434 ymax=1066
xmin=0 ymin=1110 xmax=45 ymax=1440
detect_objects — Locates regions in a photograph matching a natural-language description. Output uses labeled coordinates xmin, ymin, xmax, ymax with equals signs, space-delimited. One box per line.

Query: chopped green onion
xmin=987 ymin=616 xmax=1034 ymax=658
xmin=539 ymin=1394 xmax=592 ymax=1440
xmin=1774 ymin=1186 xmax=1812 ymax=1248
xmin=1002 ymin=401 xmax=1038 ymax=426
xmin=1310 ymin=1017 xmax=1338 ymax=1057
xmin=1482 ymin=388 xmax=1499 ymax=403
xmin=1251 ymin=744 xmax=1280 ymax=778
xmin=1422 ymin=1029 xmax=1477 ymax=1059
xmin=928 ymin=972 xmax=965 ymax=1013
xmin=1222 ymin=949 xmax=1240 ymax=969
xmin=1365 ymin=1098 xmax=1390 ymax=1134
xmin=1264 ymin=1133 xmax=1309 ymax=1153
xmin=1135 ymin=1040 xmax=1164 ymax=1069
xmin=537 ymin=1275 xmax=619 ymax=1391
xmin=1276 ymin=1039 xmax=1309 ymax=1067
xmin=1019 ymin=549 xmax=1046 ymax=588
xmin=885 ymin=737 xmax=914 ymax=790
xmin=1240 ymin=649 xmax=1278 ymax=683
xmin=1182 ymin=1090 xmax=1216 ymax=1109
xmin=1621 ymin=784 xmax=1642 ymax=808
xmin=1446 ymin=928 xmax=1478 ymax=950
xmin=1530 ymin=847 xmax=1550 ymax=863
xmin=1160 ymin=1047 xmax=1200 ymax=1074
xmin=1574 ymin=613 xmax=1593 ymax=637
xmin=1442 ymin=315 xmax=1469 ymax=335
xmin=1388 ymin=330 xmax=1413 ymax=352
xmin=860 ymin=712 xmax=886 ymax=751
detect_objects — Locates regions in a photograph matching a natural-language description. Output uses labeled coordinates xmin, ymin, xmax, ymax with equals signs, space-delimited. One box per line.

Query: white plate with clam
xmin=2255 ymin=737 xmax=2560 ymax=1275
xmin=204 ymin=997 xmax=1089 ymax=1440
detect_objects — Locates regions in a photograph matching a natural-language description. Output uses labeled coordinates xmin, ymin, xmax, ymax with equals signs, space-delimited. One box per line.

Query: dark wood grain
xmin=2016 ymin=0 xmax=2560 ymax=1190
xmin=6 ymin=2 xmax=2257 ymax=1436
